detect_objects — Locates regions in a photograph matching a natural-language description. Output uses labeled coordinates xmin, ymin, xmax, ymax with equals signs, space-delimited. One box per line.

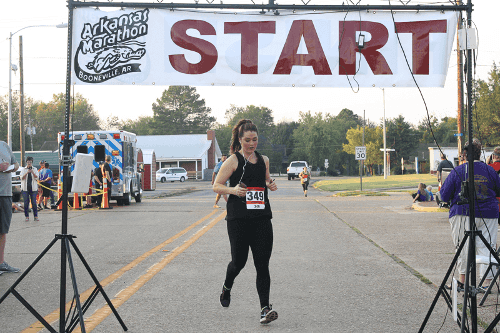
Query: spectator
xmin=94 ymin=162 xmax=104 ymax=207
xmin=437 ymin=153 xmax=454 ymax=184
xmin=20 ymin=157 xmax=39 ymax=222
xmin=39 ymin=162 xmax=53 ymax=209
xmin=488 ymin=147 xmax=500 ymax=225
xmin=212 ymin=154 xmax=228 ymax=208
xmin=0 ymin=140 xmax=21 ymax=275
xmin=412 ymin=183 xmax=427 ymax=203
xmin=103 ymin=156 xmax=112 ymax=205
xmin=426 ymin=185 xmax=434 ymax=201
xmin=441 ymin=139 xmax=500 ymax=290
xmin=37 ymin=160 xmax=45 ymax=209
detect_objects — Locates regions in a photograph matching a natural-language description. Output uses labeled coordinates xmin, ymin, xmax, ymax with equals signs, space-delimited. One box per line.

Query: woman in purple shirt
xmin=441 ymin=139 xmax=500 ymax=290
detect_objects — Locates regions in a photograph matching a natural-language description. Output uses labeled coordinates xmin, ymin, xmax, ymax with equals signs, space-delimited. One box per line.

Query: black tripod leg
xmin=68 ymin=237 xmax=128 ymax=331
xmin=67 ymin=287 xmax=100 ymax=332
xmin=11 ymin=289 xmax=57 ymax=333
xmin=65 ymin=238 xmax=86 ymax=333
xmin=419 ymin=233 xmax=469 ymax=333
xmin=0 ymin=237 xmax=59 ymax=304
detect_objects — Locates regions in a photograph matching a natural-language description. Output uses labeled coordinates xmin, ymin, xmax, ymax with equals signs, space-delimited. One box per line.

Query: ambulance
xmin=57 ymin=130 xmax=142 ymax=205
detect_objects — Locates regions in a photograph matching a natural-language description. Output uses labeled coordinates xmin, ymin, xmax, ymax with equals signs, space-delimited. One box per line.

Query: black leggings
xmin=224 ymin=218 xmax=273 ymax=308
xmin=302 ymin=182 xmax=309 ymax=191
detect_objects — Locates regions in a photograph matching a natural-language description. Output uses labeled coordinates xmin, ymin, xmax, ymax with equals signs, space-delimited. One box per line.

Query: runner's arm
xmin=213 ymin=155 xmax=247 ymax=197
xmin=263 ymin=155 xmax=277 ymax=191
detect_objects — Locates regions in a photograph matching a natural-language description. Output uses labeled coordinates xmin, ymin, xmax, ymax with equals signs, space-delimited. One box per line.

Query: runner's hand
xmin=234 ymin=184 xmax=248 ymax=197
xmin=268 ymin=179 xmax=278 ymax=191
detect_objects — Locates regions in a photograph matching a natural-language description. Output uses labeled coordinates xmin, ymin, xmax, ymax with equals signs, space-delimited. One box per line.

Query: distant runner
xmin=298 ymin=167 xmax=310 ymax=197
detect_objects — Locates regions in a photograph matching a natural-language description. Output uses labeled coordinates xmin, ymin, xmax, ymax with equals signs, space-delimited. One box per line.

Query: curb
xmin=412 ymin=202 xmax=449 ymax=213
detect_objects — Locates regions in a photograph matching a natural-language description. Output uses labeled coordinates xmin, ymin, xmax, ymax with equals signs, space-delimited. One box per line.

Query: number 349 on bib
xmin=246 ymin=187 xmax=265 ymax=209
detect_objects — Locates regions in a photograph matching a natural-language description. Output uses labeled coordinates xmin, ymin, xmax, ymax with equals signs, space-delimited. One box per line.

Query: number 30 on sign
xmin=355 ymin=146 xmax=366 ymax=160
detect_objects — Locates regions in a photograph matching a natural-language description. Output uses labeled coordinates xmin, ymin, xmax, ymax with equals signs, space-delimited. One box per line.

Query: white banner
xmin=71 ymin=8 xmax=457 ymax=87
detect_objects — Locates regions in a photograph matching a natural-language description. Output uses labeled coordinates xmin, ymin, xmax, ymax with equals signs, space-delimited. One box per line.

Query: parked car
xmin=11 ymin=167 xmax=22 ymax=202
xmin=156 ymin=167 xmax=188 ymax=183
xmin=287 ymin=161 xmax=310 ymax=180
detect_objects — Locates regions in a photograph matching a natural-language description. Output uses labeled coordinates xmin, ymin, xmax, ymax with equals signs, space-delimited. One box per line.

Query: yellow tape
xmin=36 ymin=182 xmax=58 ymax=193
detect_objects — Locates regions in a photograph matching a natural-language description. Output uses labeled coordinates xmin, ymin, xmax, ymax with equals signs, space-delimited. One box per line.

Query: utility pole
xmin=19 ymin=36 xmax=25 ymax=166
xmin=457 ymin=0 xmax=464 ymax=158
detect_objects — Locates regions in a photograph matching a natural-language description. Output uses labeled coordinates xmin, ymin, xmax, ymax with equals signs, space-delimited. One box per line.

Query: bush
xmin=391 ymin=166 xmax=403 ymax=175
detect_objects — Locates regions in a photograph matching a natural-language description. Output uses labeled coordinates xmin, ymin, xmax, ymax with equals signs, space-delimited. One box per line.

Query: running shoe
xmin=220 ymin=285 xmax=231 ymax=307
xmin=25 ymin=217 xmax=29 ymax=222
xmin=214 ymin=205 xmax=220 ymax=208
xmin=0 ymin=262 xmax=20 ymax=273
xmin=34 ymin=217 xmax=39 ymax=222
xmin=260 ymin=305 xmax=278 ymax=324
xmin=445 ymin=281 xmax=464 ymax=292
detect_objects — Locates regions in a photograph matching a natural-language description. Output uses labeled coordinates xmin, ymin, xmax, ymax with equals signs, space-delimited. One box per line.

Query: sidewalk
xmin=321 ymin=191 xmax=499 ymax=332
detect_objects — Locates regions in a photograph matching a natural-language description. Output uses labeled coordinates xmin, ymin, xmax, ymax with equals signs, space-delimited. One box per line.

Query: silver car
xmin=156 ymin=167 xmax=188 ymax=183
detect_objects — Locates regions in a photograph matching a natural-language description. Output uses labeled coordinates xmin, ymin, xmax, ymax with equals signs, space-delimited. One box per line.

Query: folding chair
xmin=477 ymin=247 xmax=500 ymax=306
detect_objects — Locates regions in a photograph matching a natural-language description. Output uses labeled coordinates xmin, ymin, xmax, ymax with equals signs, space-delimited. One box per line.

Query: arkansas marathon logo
xmin=74 ymin=9 xmax=149 ymax=83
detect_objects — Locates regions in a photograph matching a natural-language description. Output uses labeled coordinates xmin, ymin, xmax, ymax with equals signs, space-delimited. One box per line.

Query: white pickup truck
xmin=287 ymin=161 xmax=310 ymax=180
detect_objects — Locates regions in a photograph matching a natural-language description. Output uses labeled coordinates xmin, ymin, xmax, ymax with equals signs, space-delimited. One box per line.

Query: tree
xmin=120 ymin=116 xmax=155 ymax=135
xmin=417 ymin=115 xmax=458 ymax=144
xmin=213 ymin=122 xmax=232 ymax=156
xmin=32 ymin=93 xmax=101 ymax=150
xmin=343 ymin=125 xmax=383 ymax=175
xmin=472 ymin=63 xmax=500 ymax=146
xmin=152 ymin=86 xmax=215 ymax=134
xmin=224 ymin=104 xmax=275 ymax=137
xmin=386 ymin=115 xmax=420 ymax=171
xmin=292 ymin=111 xmax=343 ymax=172
xmin=0 ymin=93 xmax=39 ymax=151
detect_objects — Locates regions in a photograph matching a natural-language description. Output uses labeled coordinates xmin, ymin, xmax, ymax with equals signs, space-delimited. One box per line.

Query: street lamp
xmin=382 ymin=88 xmax=387 ymax=179
xmin=7 ymin=23 xmax=67 ymax=148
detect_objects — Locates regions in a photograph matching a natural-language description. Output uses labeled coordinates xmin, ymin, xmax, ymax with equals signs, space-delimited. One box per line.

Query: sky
xmin=1 ymin=0 xmax=497 ymax=129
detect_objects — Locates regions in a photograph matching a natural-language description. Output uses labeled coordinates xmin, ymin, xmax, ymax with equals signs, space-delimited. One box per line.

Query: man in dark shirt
xmin=94 ymin=163 xmax=104 ymax=207
xmin=437 ymin=153 xmax=454 ymax=183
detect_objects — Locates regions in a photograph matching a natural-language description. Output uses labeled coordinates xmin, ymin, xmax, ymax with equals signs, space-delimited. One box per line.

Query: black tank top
xmin=226 ymin=151 xmax=273 ymax=221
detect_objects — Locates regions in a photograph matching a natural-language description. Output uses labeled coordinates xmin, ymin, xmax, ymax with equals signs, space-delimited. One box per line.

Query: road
xmin=0 ymin=178 xmax=464 ymax=332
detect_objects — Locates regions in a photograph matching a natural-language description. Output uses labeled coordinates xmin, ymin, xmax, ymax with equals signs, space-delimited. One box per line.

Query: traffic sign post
xmin=355 ymin=146 xmax=366 ymax=191
xmin=355 ymin=146 xmax=367 ymax=160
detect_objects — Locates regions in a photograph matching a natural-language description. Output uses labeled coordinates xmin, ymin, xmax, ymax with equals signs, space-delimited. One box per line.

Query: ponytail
xmin=229 ymin=119 xmax=258 ymax=155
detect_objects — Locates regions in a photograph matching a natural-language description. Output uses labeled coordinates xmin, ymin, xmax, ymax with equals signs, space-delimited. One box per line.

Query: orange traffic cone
xmin=100 ymin=177 xmax=112 ymax=209
xmin=73 ymin=193 xmax=81 ymax=210
xmin=56 ymin=180 xmax=63 ymax=211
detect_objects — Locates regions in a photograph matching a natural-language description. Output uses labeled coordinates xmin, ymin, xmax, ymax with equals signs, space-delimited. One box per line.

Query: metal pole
xmin=8 ymin=32 xmax=12 ymax=148
xmin=19 ymin=35 xmax=25 ymax=166
xmin=360 ymin=110 xmax=365 ymax=190
xmin=383 ymin=88 xmax=387 ymax=179
xmin=461 ymin=1 xmax=476 ymax=332
xmin=60 ymin=2 xmax=74 ymax=331
xmin=457 ymin=0 xmax=464 ymax=158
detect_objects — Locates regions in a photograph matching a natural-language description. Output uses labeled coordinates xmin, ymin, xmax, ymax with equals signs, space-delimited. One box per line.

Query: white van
xmin=156 ymin=167 xmax=188 ymax=183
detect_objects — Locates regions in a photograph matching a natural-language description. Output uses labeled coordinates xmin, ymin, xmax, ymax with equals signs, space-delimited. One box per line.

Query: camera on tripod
xmin=457 ymin=181 xmax=469 ymax=205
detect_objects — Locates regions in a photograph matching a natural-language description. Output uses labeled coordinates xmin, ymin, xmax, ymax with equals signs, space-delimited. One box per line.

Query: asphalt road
xmin=0 ymin=177 xmax=474 ymax=332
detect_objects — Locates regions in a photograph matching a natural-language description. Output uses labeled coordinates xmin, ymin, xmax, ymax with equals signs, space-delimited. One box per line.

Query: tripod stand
xmin=419 ymin=224 xmax=500 ymax=333
xmin=0 ymin=3 xmax=127 ymax=332
xmin=0 ymin=233 xmax=127 ymax=333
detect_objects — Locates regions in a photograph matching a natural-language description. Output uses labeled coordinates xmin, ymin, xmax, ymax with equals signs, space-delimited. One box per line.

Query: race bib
xmin=246 ymin=187 xmax=265 ymax=209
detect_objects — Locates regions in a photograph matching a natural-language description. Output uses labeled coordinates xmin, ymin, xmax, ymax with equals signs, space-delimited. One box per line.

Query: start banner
xmin=71 ymin=8 xmax=457 ymax=87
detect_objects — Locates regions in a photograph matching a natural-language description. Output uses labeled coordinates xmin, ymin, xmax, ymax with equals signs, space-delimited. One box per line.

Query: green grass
xmin=333 ymin=191 xmax=389 ymax=197
xmin=314 ymin=174 xmax=438 ymax=192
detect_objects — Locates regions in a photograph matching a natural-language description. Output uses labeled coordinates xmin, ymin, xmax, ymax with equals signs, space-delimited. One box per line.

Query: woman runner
xmin=298 ymin=166 xmax=310 ymax=197
xmin=213 ymin=119 xmax=279 ymax=324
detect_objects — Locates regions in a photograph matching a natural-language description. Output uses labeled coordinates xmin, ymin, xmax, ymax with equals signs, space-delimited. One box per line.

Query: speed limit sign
xmin=355 ymin=146 xmax=367 ymax=160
